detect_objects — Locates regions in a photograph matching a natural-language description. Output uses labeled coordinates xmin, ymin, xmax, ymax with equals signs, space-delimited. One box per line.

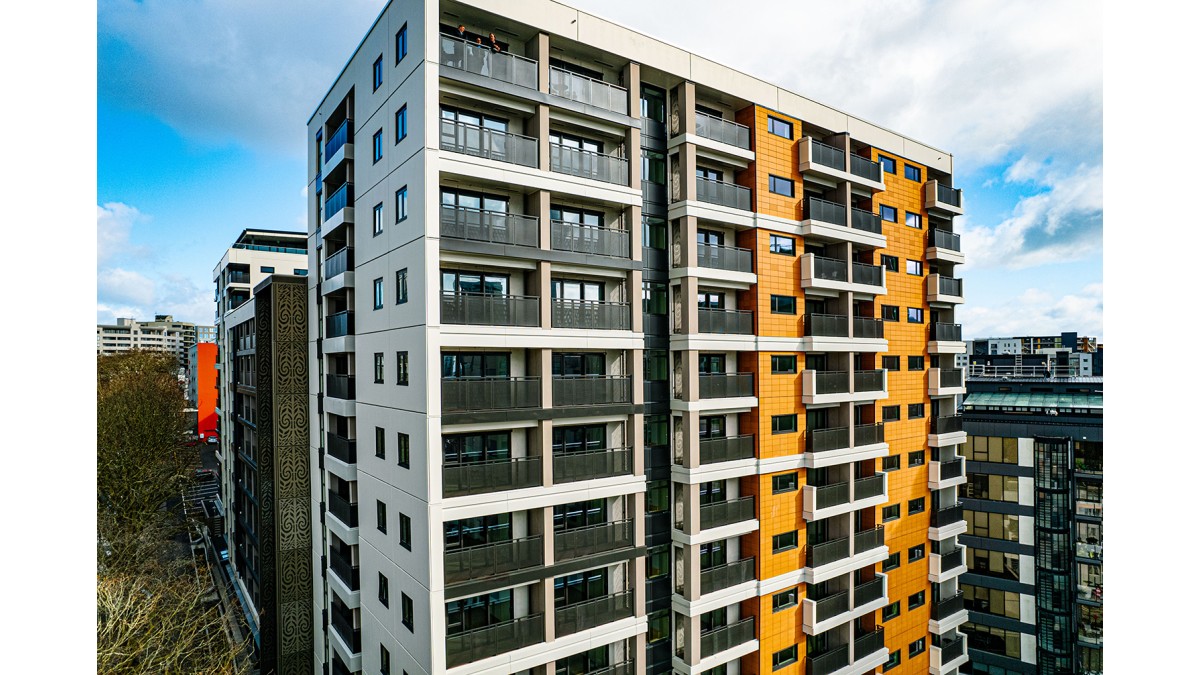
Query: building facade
xmin=96 ymin=314 xmax=199 ymax=369
xmin=307 ymin=2 xmax=968 ymax=675
xmin=188 ymin=341 xmax=219 ymax=439
xmin=959 ymin=369 xmax=1102 ymax=675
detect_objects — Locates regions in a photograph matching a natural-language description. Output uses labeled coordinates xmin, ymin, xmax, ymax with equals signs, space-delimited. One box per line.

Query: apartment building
xmin=967 ymin=333 xmax=1098 ymax=358
xmin=96 ymin=314 xmax=200 ymax=369
xmin=959 ymin=366 xmax=1102 ymax=675
xmin=306 ymin=2 xmax=967 ymax=675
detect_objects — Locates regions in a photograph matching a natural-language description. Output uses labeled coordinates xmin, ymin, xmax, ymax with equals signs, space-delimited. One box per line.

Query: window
xmin=882 ymin=504 xmax=900 ymax=522
xmin=395 ymin=105 xmax=407 ymax=143
xmin=963 ymin=584 xmax=1023 ymax=619
xmin=376 ymin=500 xmax=387 ymax=533
xmin=395 ymin=186 xmax=408 ymax=222
xmin=374 ymin=202 xmax=384 ymax=236
xmin=260 ymin=266 xmax=275 ymax=273
xmin=907 ymin=307 xmax=924 ymax=323
xmin=401 ymin=593 xmax=414 ymax=631
xmin=773 ymin=587 xmax=799 ymax=611
xmin=879 ymin=155 xmax=896 ymax=174
xmin=773 ymin=530 xmax=799 ymax=552
xmin=908 ymin=591 xmax=925 ymax=610
xmin=293 ymin=268 xmax=308 ymax=276
xmin=882 ymin=405 xmax=900 ymax=422
xmin=771 ymin=355 xmax=797 ymax=374
xmin=399 ymin=512 xmax=412 ymax=549
xmin=883 ymin=553 xmax=900 ymax=572
xmin=904 ymin=164 xmax=922 ymax=182
xmin=908 ymin=404 xmax=926 ymax=420
xmin=770 ymin=294 xmax=797 ymax=314
xmin=396 ymin=269 xmax=408 ymax=304
xmin=880 ymin=205 xmax=897 ymax=222
xmin=963 ymin=436 xmax=1020 ymax=464
xmin=881 ymin=305 xmax=899 ymax=322
xmin=906 ymin=259 xmax=923 ymax=275
xmin=374 ymin=278 xmax=384 ymax=309
xmin=396 ymin=24 xmax=408 ymax=63
xmin=767 ymin=116 xmax=793 ymax=139
xmin=905 ymin=211 xmax=922 ymax=229
xmin=373 ymin=55 xmax=383 ymax=90
xmin=397 ymin=432 xmax=410 ymax=468
xmin=882 ymin=455 xmax=900 ymax=471
xmin=882 ymin=356 xmax=900 ymax=371
xmin=881 ymin=254 xmax=899 ymax=272
xmin=769 ymin=175 xmax=795 ymax=197
xmin=396 ymin=351 xmax=409 ymax=386
xmin=908 ymin=543 xmax=926 ymax=561
xmin=772 ymin=472 xmax=798 ymax=494
xmin=965 ymin=510 xmax=1021 ymax=541
xmin=379 ymin=573 xmax=390 ymax=606
xmin=882 ymin=601 xmax=900 ymax=621
xmin=373 ymin=129 xmax=383 ymax=162
xmin=908 ymin=451 xmax=925 ymax=467
xmin=908 ymin=356 xmax=924 ymax=370
xmin=883 ymin=650 xmax=902 ymax=671
xmin=772 ymin=645 xmax=798 ymax=671
xmin=908 ymin=638 xmax=926 ymax=657
xmin=375 ymin=427 xmax=386 ymax=459
xmin=374 ymin=353 xmax=385 ymax=383
xmin=647 ymin=546 xmax=670 ymax=580
xmin=769 ymin=234 xmax=796 ymax=255
xmin=772 ymin=414 xmax=798 ymax=434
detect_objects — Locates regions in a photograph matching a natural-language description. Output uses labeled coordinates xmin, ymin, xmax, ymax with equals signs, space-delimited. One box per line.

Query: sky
xmin=96 ymin=0 xmax=1103 ymax=341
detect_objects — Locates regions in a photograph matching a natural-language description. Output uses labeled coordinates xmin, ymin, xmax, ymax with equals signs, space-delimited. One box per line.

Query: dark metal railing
xmin=807 ymin=536 xmax=850 ymax=568
xmin=697 ymin=242 xmax=753 ymax=273
xmin=555 ymin=590 xmax=635 ymax=636
xmin=853 ymin=629 xmax=886 ymax=660
xmin=853 ymin=577 xmax=885 ymax=607
xmin=552 ymin=375 xmax=633 ymax=407
xmin=938 ymin=547 xmax=964 ymax=572
xmin=699 ymin=496 xmax=755 ymax=530
xmin=443 ymin=535 xmax=544 ymax=584
xmin=445 ymin=614 xmax=544 ymax=668
xmin=324 ymin=182 xmax=353 ymax=221
xmin=854 ymin=316 xmax=884 ymax=339
xmin=855 ymin=423 xmax=884 ymax=446
xmin=850 ymin=207 xmax=882 ymax=234
xmin=554 ymin=519 xmax=635 ymax=560
xmin=326 ymin=491 xmax=358 ymax=527
xmin=939 ymin=275 xmax=964 ymax=297
xmin=933 ymin=415 xmax=963 ymax=435
xmin=811 ymin=482 xmax=850 ymax=509
xmin=438 ymin=34 xmax=539 ymax=90
xmin=699 ymin=435 xmax=755 ymax=464
xmin=854 ymin=474 xmax=885 ymax=501
xmin=931 ymin=228 xmax=961 ymax=251
xmin=811 ymin=591 xmax=850 ymax=625
xmin=440 ymin=118 xmax=538 ymax=167
xmin=811 ymin=370 xmax=850 ymax=395
xmin=552 ymin=447 xmax=633 ymax=483
xmin=328 ymin=552 xmax=360 ymax=591
xmin=852 ymin=262 xmax=883 ymax=287
xmin=330 ymin=608 xmax=361 ymax=653
xmin=227 ymin=270 xmax=251 ymax=284
xmin=326 ymin=374 xmax=356 ymax=400
xmin=699 ymin=617 xmax=755 ymax=658
xmin=440 ymin=205 xmax=539 ymax=247
xmin=325 ymin=311 xmax=354 ymax=338
xmin=698 ymin=372 xmax=754 ymax=399
xmin=931 ymin=322 xmax=963 ymax=342
xmin=443 ymin=456 xmax=541 ymax=497
xmin=549 ymin=66 xmax=628 ymax=114
xmin=936 ymin=182 xmax=962 ymax=207
xmin=805 ymin=196 xmax=846 ymax=226
xmin=697 ymin=308 xmax=754 ymax=335
xmin=326 ymin=432 xmax=357 ymax=465
xmin=807 ymin=426 xmax=849 ymax=453
xmin=854 ymin=369 xmax=885 ymax=392
xmin=808 ymin=644 xmax=849 ymax=675
xmin=812 ymin=255 xmax=848 ymax=282
xmin=441 ymin=292 xmax=540 ymax=327
xmin=550 ymin=144 xmax=629 ymax=186
xmin=551 ymin=299 xmax=631 ymax=330
xmin=550 ymin=220 xmax=629 ymax=257
xmin=324 ymin=247 xmax=353 ymax=280
xmin=805 ymin=313 xmax=848 ymax=337
xmin=853 ymin=526 xmax=885 ymax=553
xmin=809 ymin=138 xmax=845 ymax=170
xmin=849 ymin=154 xmax=882 ymax=182
xmin=939 ymin=367 xmax=964 ymax=388
xmin=700 ymin=557 xmax=756 ymax=594
xmin=696 ymin=176 xmax=752 ymax=211
xmin=938 ymin=635 xmax=965 ymax=662
xmin=932 ymin=504 xmax=964 ymax=528
xmin=442 ymin=376 xmax=541 ymax=412
xmin=938 ymin=458 xmax=964 ymax=481
xmin=324 ymin=118 xmax=351 ymax=159
xmin=932 ymin=592 xmax=965 ymax=621
xmin=695 ymin=111 xmax=751 ymax=149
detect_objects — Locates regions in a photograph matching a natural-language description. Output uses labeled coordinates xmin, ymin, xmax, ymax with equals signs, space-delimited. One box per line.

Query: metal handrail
xmin=694 ymin=110 xmax=751 ymax=149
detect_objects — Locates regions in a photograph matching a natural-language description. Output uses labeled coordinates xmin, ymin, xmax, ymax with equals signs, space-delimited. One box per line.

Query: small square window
xmin=772 ymin=472 xmax=798 ymax=494
xmin=905 ymin=212 xmax=922 ymax=229
xmin=908 ymin=405 xmax=926 ymax=421
xmin=376 ymin=500 xmax=387 ymax=533
xmin=771 ymin=355 xmax=797 ymax=374
xmin=881 ymin=305 xmax=899 ymax=322
xmin=373 ymin=55 xmax=383 ymax=90
xmin=882 ymin=504 xmax=900 ymax=522
xmin=908 ymin=356 xmax=924 ymax=370
xmin=769 ymin=175 xmax=795 ymax=197
xmin=882 ymin=455 xmax=900 ymax=471
xmin=770 ymin=294 xmax=797 ymax=315
xmin=904 ymin=164 xmax=922 ymax=182
xmin=909 ymin=450 xmax=925 ymax=466
xmin=769 ymin=234 xmax=796 ymax=255
xmin=906 ymin=259 xmax=923 ymax=276
xmin=375 ymin=426 xmax=386 ymax=459
xmin=396 ymin=268 xmax=408 ymax=304
xmin=396 ymin=24 xmax=408 ymax=63
xmin=397 ymin=432 xmax=410 ymax=468
xmin=880 ymin=205 xmax=897 ymax=222
xmin=772 ymin=530 xmax=798 ymax=552
xmin=908 ymin=542 xmax=926 ymax=560
xmin=402 ymin=593 xmax=414 ymax=631
xmin=772 ymin=587 xmax=798 ymax=611
xmin=373 ymin=129 xmax=383 ymax=162
xmin=908 ymin=591 xmax=925 ymax=610
xmin=882 ymin=600 xmax=900 ymax=620
xmin=399 ymin=512 xmax=412 ymax=549
xmin=908 ymin=307 xmax=924 ymax=323
xmin=378 ymin=572 xmax=390 ymax=607
xmin=908 ymin=499 xmax=926 ymax=516
xmin=395 ymin=186 xmax=408 ymax=222
xmin=882 ymin=356 xmax=900 ymax=371
xmin=772 ymin=414 xmax=798 ymax=434
xmin=881 ymin=255 xmax=899 ymax=272
xmin=767 ymin=116 xmax=793 ymax=139
xmin=883 ymin=553 xmax=900 ymax=572
xmin=884 ymin=651 xmax=901 ymax=671
xmin=374 ymin=353 xmax=385 ymax=384
xmin=772 ymin=645 xmax=798 ymax=671
xmin=909 ymin=637 xmax=926 ymax=657
xmin=374 ymin=277 xmax=384 ymax=310
xmin=373 ymin=202 xmax=384 ymax=236
xmin=879 ymin=156 xmax=896 ymax=174
xmin=395 ymin=105 xmax=408 ymax=144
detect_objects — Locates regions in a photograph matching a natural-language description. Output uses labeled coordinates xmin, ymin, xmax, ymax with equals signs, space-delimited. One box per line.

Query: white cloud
xmin=97 ymin=201 xmax=146 ymax=263
xmin=961 ymin=283 xmax=1103 ymax=340
xmin=98 ymin=267 xmax=157 ymax=306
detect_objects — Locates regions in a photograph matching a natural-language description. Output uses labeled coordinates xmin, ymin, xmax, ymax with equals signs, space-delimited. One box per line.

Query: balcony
xmin=442 ymin=377 xmax=541 ymax=413
xmin=697 ymin=308 xmax=754 ymax=335
xmin=806 ymin=535 xmax=850 ymax=569
xmin=443 ymin=536 xmax=544 ymax=585
xmin=553 ymin=375 xmax=632 ymax=407
xmin=931 ymin=503 xmax=965 ymax=530
xmin=696 ymin=176 xmax=752 ymax=211
xmin=854 ymin=526 xmax=886 ymax=555
xmin=325 ymin=311 xmax=354 ymax=339
xmin=440 ymin=204 xmax=539 ymax=248
xmin=552 ymin=447 xmax=634 ymax=483
xmin=327 ymin=491 xmax=358 ymax=528
xmin=554 ymin=519 xmax=635 ymax=561
xmin=928 ymin=367 xmax=965 ymax=397
xmin=330 ymin=608 xmax=361 ymax=655
xmin=324 ymin=118 xmax=352 ymax=163
xmin=698 ymin=372 xmax=755 ymax=399
xmin=927 ymin=227 xmax=964 ymax=264
xmin=929 ymin=546 xmax=966 ymax=582
xmin=551 ymin=220 xmax=630 ymax=258
xmin=442 ymin=456 xmax=541 ymax=497
xmin=801 ymin=369 xmax=887 ymax=406
xmin=928 ymin=322 xmax=965 ymax=354
xmin=551 ymin=299 xmax=632 ymax=331
xmin=324 ymin=247 xmax=353 ymax=281
xmin=931 ymin=592 xmax=966 ymax=623
xmin=930 ymin=633 xmax=968 ymax=675
xmin=441 ymin=292 xmax=540 ymax=328
xmin=802 ymin=313 xmax=886 ymax=350
xmin=927 ymin=273 xmax=965 ymax=305
xmin=327 ymin=432 xmax=357 ymax=465
xmin=548 ymin=66 xmax=629 ymax=115
xmin=697 ymin=242 xmax=754 ymax=273
xmin=550 ymin=144 xmax=629 ymax=186
xmin=929 ymin=415 xmax=966 ymax=447
xmin=803 ymin=474 xmax=886 ymax=520
xmin=852 ymin=629 xmax=887 ymax=665
xmin=695 ymin=111 xmax=751 ymax=150
xmin=849 ymin=154 xmax=883 ymax=184
xmin=440 ymin=118 xmax=538 ymax=168
xmin=803 ymin=576 xmax=887 ymax=636
xmin=928 ymin=457 xmax=966 ymax=489
xmin=797 ymin=137 xmax=884 ymax=191
xmin=700 ymin=557 xmax=756 ymax=594
xmin=699 ymin=496 xmax=755 ymax=530
xmin=445 ymin=614 xmax=544 ymax=669
xmin=801 ymin=254 xmax=886 ymax=295
xmin=699 ymin=617 xmax=755 ymax=659
xmin=326 ymin=374 xmax=356 ymax=401
xmin=698 ymin=434 xmax=756 ymax=465
xmin=555 ymin=590 xmax=635 ymax=636
xmin=324 ymin=182 xmax=354 ymax=231
xmin=329 ymin=552 xmax=360 ymax=592
xmin=805 ymin=196 xmax=846 ymax=227
xmin=438 ymin=34 xmax=538 ymax=90
xmin=799 ymin=196 xmax=885 ymax=247
xmin=805 ymin=423 xmax=885 ymax=460
xmin=924 ymin=180 xmax=964 ymax=216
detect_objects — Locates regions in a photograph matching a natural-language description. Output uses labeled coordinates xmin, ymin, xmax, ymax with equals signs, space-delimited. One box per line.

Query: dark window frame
xmin=768 ymin=175 xmax=795 ymax=197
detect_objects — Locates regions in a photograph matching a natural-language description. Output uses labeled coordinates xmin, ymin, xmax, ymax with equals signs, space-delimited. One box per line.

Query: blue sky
xmin=96 ymin=0 xmax=1102 ymax=340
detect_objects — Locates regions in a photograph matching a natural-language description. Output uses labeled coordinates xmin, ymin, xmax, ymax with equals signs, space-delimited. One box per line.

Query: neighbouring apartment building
xmin=306 ymin=2 xmax=968 ymax=675
xmin=967 ymin=333 xmax=1098 ymax=358
xmin=188 ymin=341 xmax=219 ymax=439
xmin=96 ymin=314 xmax=203 ymax=372
xmin=959 ymin=366 xmax=1102 ymax=675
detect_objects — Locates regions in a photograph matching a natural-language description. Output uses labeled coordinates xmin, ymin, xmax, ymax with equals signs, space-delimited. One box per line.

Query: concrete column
xmin=536 ymin=419 xmax=554 ymax=487
xmin=682 ymin=613 xmax=701 ymax=664
xmin=671 ymin=81 xmax=697 ymax=136
xmin=680 ymin=481 xmax=701 ymax=535
xmin=679 ymin=216 xmax=698 ymax=267
xmin=628 ymin=269 xmax=643 ymax=333
xmin=679 ymin=276 xmax=699 ymax=335
xmin=680 ymin=143 xmax=697 ymax=201
xmin=623 ymin=61 xmax=641 ymax=119
xmin=835 ymin=180 xmax=852 ymax=227
xmin=536 ymin=578 xmax=556 ymax=643
xmin=632 ymin=492 xmax=647 ymax=616
xmin=829 ymin=132 xmax=851 ymax=172
xmin=679 ymin=350 xmax=699 ymax=402
xmin=629 ymin=413 xmax=645 ymax=476
xmin=532 ymin=104 xmax=551 ymax=171
xmin=680 ymin=411 xmax=701 ymax=468
xmin=633 ymin=632 xmax=648 ymax=674
xmin=535 ymin=261 xmax=552 ymax=328
xmin=627 ymin=203 xmax=643 ymax=262
xmin=683 ymin=543 xmax=702 ymax=601
xmin=528 ymin=189 xmax=552 ymax=250
xmin=630 ymin=348 xmax=644 ymax=405
xmin=539 ymin=506 xmax=556 ymax=565
xmin=533 ymin=32 xmax=550 ymax=93
xmin=533 ymin=347 xmax=553 ymax=409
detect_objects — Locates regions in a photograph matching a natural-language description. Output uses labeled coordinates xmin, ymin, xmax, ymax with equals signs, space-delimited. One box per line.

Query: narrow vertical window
xmin=396 ymin=24 xmax=408 ymax=63
xmin=395 ymin=105 xmax=407 ymax=143
xmin=396 ymin=351 xmax=409 ymax=386
xmin=396 ymin=268 xmax=408 ymax=304
xmin=373 ymin=55 xmax=383 ymax=90
xmin=395 ymin=186 xmax=408 ymax=222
